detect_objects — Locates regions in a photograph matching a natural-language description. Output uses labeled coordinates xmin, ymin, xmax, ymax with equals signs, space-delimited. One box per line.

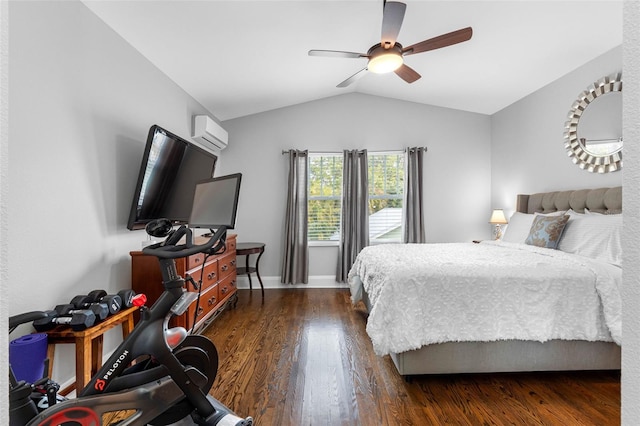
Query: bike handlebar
xmin=142 ymin=225 xmax=228 ymax=259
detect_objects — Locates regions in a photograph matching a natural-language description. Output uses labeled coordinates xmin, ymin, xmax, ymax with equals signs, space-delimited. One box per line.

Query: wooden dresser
xmin=130 ymin=234 xmax=237 ymax=332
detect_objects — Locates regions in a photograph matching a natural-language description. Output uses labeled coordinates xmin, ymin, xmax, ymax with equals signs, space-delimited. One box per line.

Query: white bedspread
xmin=348 ymin=241 xmax=622 ymax=356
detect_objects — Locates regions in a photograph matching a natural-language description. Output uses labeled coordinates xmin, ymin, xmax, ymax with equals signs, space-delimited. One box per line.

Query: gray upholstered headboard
xmin=516 ymin=187 xmax=622 ymax=215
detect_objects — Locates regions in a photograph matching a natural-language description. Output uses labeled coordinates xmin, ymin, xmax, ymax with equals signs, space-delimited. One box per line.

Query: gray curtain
xmin=281 ymin=149 xmax=309 ymax=284
xmin=403 ymin=147 xmax=426 ymax=243
xmin=337 ymin=149 xmax=369 ymax=282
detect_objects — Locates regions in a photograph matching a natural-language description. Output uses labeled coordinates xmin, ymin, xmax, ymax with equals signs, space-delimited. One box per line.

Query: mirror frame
xmin=563 ymin=72 xmax=623 ymax=173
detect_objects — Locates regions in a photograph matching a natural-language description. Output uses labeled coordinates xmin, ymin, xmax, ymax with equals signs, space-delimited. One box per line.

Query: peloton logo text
xmin=95 ymin=350 xmax=129 ymax=391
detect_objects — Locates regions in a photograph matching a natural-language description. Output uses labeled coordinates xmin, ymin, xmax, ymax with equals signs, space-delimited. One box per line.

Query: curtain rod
xmin=281 ymin=147 xmax=427 ymax=155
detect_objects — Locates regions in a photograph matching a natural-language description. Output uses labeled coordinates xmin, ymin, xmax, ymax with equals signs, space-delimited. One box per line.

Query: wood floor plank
xmin=201 ymin=289 xmax=620 ymax=425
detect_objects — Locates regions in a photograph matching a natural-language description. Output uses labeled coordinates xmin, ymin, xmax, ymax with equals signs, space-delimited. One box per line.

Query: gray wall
xmin=1 ymin=0 xmax=8 ymax=417
xmin=220 ymin=93 xmax=492 ymax=283
xmin=491 ymin=46 xmax=623 ymax=213
xmin=6 ymin=1 xmax=220 ymax=383
xmin=622 ymin=1 xmax=640 ymax=422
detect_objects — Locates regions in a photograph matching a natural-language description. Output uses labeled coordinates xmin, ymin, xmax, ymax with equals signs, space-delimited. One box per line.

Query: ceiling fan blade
xmin=309 ymin=50 xmax=367 ymax=59
xmin=403 ymin=27 xmax=473 ymax=56
xmin=337 ymin=68 xmax=368 ymax=88
xmin=381 ymin=1 xmax=406 ymax=48
xmin=394 ymin=64 xmax=421 ymax=83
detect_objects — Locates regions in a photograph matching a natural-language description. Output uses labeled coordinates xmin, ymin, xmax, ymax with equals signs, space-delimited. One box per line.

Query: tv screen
xmin=189 ymin=173 xmax=242 ymax=229
xmin=127 ymin=125 xmax=218 ymax=230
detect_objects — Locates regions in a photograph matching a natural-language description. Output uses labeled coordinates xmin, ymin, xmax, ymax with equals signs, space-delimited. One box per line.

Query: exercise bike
xmin=9 ymin=221 xmax=253 ymax=426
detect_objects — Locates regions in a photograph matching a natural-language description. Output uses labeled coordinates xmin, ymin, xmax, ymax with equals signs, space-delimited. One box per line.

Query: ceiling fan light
xmin=368 ymin=52 xmax=403 ymax=74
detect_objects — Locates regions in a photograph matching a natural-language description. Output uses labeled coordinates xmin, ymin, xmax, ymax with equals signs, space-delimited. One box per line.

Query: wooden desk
xmin=45 ymin=306 xmax=136 ymax=394
xmin=236 ymin=242 xmax=265 ymax=297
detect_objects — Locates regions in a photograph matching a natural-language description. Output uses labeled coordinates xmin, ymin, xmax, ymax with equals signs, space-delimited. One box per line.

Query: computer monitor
xmin=188 ymin=173 xmax=242 ymax=229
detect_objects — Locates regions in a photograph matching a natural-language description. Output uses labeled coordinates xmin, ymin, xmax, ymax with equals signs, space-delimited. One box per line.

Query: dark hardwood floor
xmin=201 ymin=289 xmax=620 ymax=425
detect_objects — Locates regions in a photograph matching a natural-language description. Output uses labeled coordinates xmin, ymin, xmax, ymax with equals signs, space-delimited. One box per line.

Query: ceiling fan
xmin=308 ymin=1 xmax=473 ymax=88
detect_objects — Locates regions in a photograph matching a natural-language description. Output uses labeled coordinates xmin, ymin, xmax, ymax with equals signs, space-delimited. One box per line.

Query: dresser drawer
xmin=218 ymin=273 xmax=237 ymax=300
xmin=187 ymin=259 xmax=218 ymax=291
xmin=187 ymin=284 xmax=219 ymax=329
xmin=186 ymin=253 xmax=206 ymax=270
xmin=218 ymin=253 xmax=236 ymax=281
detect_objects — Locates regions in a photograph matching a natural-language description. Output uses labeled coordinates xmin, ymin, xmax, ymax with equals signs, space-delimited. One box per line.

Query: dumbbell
xmin=86 ymin=289 xmax=136 ymax=309
xmin=54 ymin=303 xmax=109 ymax=321
xmin=116 ymin=289 xmax=136 ymax=308
xmin=70 ymin=292 xmax=121 ymax=316
xmin=70 ymin=289 xmax=135 ymax=315
xmin=32 ymin=309 xmax=96 ymax=332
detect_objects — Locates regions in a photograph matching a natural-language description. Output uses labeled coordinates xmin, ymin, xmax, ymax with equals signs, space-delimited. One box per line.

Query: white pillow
xmin=558 ymin=214 xmax=622 ymax=266
xmin=501 ymin=212 xmax=535 ymax=243
xmin=584 ymin=208 xmax=621 ymax=215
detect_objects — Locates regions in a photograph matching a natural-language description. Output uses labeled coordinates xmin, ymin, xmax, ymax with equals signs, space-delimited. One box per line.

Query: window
xmin=308 ymin=154 xmax=343 ymax=242
xmin=307 ymin=152 xmax=405 ymax=243
xmin=368 ymin=153 xmax=404 ymax=242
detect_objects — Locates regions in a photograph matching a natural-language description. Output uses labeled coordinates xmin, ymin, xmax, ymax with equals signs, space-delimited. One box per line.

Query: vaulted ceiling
xmin=82 ymin=0 xmax=623 ymax=121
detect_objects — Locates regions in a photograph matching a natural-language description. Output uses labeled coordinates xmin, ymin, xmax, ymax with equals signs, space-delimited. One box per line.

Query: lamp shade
xmin=368 ymin=51 xmax=403 ymax=74
xmin=489 ymin=209 xmax=508 ymax=224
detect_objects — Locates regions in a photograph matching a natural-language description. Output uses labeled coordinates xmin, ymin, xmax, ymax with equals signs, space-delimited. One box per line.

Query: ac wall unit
xmin=192 ymin=115 xmax=228 ymax=150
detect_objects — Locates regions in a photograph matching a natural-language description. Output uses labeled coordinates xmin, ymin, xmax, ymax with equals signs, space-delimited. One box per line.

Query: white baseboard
xmin=235 ymin=275 xmax=348 ymax=289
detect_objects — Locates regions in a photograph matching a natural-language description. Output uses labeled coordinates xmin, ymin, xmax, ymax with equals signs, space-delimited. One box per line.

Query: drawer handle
xmin=221 ymin=265 xmax=228 ymax=272
xmin=207 ymin=272 xmax=216 ymax=280
xmin=230 ymin=260 xmax=236 ymax=266
xmin=221 ymin=286 xmax=228 ymax=295
xmin=208 ymin=297 xmax=216 ymax=306
xmin=194 ymin=257 xmax=201 ymax=263
xmin=231 ymin=280 xmax=236 ymax=288
xmin=197 ymin=306 xmax=204 ymax=316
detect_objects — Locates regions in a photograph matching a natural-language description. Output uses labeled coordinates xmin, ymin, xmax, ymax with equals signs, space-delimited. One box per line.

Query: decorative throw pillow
xmin=525 ymin=214 xmax=570 ymax=249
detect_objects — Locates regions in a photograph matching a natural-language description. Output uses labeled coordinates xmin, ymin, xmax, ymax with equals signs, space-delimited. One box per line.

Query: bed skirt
xmin=389 ymin=339 xmax=621 ymax=376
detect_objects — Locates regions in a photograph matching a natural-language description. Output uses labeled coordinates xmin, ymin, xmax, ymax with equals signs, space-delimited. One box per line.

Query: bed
xmin=348 ymin=187 xmax=622 ymax=377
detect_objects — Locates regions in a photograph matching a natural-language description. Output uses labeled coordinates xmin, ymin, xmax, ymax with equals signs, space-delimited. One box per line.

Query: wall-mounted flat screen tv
xmin=127 ymin=125 xmax=218 ymax=230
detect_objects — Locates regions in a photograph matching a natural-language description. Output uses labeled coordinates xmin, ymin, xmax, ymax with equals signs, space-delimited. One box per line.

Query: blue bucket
xmin=10 ymin=333 xmax=48 ymax=383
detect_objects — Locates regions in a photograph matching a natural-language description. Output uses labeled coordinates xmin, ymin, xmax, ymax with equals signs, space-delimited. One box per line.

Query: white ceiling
xmin=82 ymin=0 xmax=623 ymax=121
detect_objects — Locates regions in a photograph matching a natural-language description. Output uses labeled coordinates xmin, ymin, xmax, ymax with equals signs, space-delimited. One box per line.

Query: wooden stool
xmin=45 ymin=306 xmax=136 ymax=394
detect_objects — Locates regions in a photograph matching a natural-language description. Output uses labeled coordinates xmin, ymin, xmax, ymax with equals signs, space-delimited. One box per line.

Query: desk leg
xmin=245 ymin=254 xmax=253 ymax=290
xmin=75 ymin=336 xmax=92 ymax=393
xmin=255 ymin=250 xmax=264 ymax=298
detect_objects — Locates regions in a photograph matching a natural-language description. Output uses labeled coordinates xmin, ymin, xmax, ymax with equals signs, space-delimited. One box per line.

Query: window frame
xmin=307 ymin=153 xmax=343 ymax=246
xmin=306 ymin=150 xmax=405 ymax=246
xmin=367 ymin=152 xmax=405 ymax=244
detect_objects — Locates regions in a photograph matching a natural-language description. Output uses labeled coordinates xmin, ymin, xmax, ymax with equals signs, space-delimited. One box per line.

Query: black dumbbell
xmin=54 ymin=303 xmax=108 ymax=321
xmin=33 ymin=309 xmax=96 ymax=332
xmin=116 ymin=289 xmax=136 ymax=308
xmin=85 ymin=289 xmax=135 ymax=309
xmin=70 ymin=293 xmax=121 ymax=315
xmin=84 ymin=289 xmax=135 ymax=309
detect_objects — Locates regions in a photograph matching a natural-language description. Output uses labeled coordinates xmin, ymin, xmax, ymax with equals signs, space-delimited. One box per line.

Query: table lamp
xmin=489 ymin=209 xmax=508 ymax=240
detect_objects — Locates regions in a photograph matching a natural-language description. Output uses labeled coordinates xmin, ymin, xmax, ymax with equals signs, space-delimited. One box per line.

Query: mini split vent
xmin=192 ymin=115 xmax=228 ymax=151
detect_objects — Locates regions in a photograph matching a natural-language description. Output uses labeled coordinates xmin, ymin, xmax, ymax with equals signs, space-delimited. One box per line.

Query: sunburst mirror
xmin=564 ymin=72 xmax=622 ymax=173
